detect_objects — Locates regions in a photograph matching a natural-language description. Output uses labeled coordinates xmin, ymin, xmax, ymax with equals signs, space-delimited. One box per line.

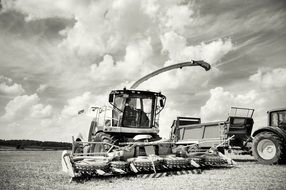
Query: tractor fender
xmin=252 ymin=126 xmax=286 ymax=142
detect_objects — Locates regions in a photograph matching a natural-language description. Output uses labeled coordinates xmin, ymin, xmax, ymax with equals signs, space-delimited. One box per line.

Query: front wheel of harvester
xmin=90 ymin=132 xmax=112 ymax=153
xmin=252 ymin=131 xmax=284 ymax=164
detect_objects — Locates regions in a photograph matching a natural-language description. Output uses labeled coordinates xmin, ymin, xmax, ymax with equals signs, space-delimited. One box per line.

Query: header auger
xmin=62 ymin=60 xmax=236 ymax=181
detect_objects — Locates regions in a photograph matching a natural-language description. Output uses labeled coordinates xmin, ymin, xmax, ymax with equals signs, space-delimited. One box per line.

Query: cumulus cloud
xmin=163 ymin=4 xmax=194 ymax=33
xmin=249 ymin=67 xmax=286 ymax=88
xmin=59 ymin=0 xmax=157 ymax=57
xmin=61 ymin=92 xmax=94 ymax=118
xmin=9 ymin=0 xmax=196 ymax=58
xmin=161 ymin=32 xmax=233 ymax=64
xmin=89 ymin=38 xmax=153 ymax=84
xmin=30 ymin=104 xmax=52 ymax=119
xmin=0 ymin=76 xmax=25 ymax=96
xmin=61 ymin=92 xmax=107 ymax=118
xmin=1 ymin=94 xmax=53 ymax=121
xmin=200 ymin=87 xmax=265 ymax=122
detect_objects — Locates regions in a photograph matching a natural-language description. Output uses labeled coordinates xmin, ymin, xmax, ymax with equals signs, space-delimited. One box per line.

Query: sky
xmin=0 ymin=0 xmax=285 ymax=142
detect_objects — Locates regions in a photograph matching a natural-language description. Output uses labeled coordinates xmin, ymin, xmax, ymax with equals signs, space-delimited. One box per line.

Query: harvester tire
xmin=90 ymin=132 xmax=112 ymax=153
xmin=252 ymin=131 xmax=284 ymax=164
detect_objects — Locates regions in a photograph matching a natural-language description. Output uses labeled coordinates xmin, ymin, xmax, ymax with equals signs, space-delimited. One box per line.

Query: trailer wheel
xmin=90 ymin=132 xmax=112 ymax=153
xmin=252 ymin=131 xmax=284 ymax=164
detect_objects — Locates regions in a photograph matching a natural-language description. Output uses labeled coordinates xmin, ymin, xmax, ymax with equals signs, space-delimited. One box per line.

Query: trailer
xmin=170 ymin=107 xmax=254 ymax=152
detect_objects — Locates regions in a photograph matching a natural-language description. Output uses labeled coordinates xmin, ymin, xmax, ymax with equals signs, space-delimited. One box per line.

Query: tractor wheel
xmin=252 ymin=131 xmax=284 ymax=164
xmin=90 ymin=132 xmax=112 ymax=153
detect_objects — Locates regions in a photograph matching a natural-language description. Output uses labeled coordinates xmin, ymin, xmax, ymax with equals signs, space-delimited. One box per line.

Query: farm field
xmin=0 ymin=151 xmax=285 ymax=190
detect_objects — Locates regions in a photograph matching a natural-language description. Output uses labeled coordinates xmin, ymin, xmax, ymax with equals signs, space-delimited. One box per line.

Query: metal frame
xmin=229 ymin=107 xmax=255 ymax=118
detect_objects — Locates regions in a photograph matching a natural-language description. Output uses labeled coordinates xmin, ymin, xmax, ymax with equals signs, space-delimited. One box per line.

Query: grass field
xmin=0 ymin=151 xmax=286 ymax=190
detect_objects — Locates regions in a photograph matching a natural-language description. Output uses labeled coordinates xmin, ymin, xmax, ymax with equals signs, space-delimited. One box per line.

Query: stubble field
xmin=0 ymin=151 xmax=286 ymax=190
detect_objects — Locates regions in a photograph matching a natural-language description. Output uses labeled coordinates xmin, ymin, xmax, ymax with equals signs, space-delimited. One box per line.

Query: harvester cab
xmin=87 ymin=89 xmax=166 ymax=144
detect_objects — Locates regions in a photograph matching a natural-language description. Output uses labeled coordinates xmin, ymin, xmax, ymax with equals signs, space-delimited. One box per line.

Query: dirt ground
xmin=0 ymin=151 xmax=285 ymax=190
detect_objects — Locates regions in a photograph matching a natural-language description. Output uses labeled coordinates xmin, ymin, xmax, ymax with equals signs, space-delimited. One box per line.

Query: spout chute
xmin=130 ymin=60 xmax=211 ymax=89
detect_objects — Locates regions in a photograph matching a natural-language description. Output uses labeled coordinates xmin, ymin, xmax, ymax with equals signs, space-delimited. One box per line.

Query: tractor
xmin=252 ymin=108 xmax=286 ymax=164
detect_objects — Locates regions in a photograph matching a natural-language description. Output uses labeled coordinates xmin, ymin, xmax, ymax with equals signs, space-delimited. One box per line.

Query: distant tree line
xmin=0 ymin=139 xmax=72 ymax=150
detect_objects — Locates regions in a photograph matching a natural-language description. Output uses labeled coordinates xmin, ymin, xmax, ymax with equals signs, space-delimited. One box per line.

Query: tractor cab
xmin=268 ymin=108 xmax=286 ymax=128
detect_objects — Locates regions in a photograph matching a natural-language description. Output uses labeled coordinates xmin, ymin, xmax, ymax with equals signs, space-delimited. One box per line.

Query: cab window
xmin=278 ymin=111 xmax=286 ymax=125
xmin=271 ymin=112 xmax=278 ymax=126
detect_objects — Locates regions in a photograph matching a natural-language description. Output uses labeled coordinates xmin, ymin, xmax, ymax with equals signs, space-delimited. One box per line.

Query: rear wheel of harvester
xmin=90 ymin=132 xmax=112 ymax=153
xmin=252 ymin=131 xmax=284 ymax=164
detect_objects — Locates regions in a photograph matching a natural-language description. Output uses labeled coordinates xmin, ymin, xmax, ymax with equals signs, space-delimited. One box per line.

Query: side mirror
xmin=109 ymin=94 xmax=114 ymax=103
xmin=159 ymin=99 xmax=164 ymax=107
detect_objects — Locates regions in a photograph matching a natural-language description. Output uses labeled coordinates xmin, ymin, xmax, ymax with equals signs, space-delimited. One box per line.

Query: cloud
xmin=159 ymin=107 xmax=181 ymax=138
xmin=1 ymin=93 xmax=53 ymax=121
xmin=0 ymin=76 xmax=25 ymax=96
xmin=186 ymin=0 xmax=286 ymax=43
xmin=10 ymin=0 xmax=195 ymax=58
xmin=61 ymin=92 xmax=94 ymax=118
xmin=249 ymin=67 xmax=286 ymax=88
xmin=4 ymin=1 xmax=233 ymax=94
xmin=90 ymin=54 xmax=115 ymax=81
xmin=164 ymin=4 xmax=194 ymax=33
xmin=138 ymin=36 xmax=232 ymax=91
xmin=89 ymin=38 xmax=153 ymax=85
xmin=30 ymin=104 xmax=52 ymax=119
xmin=10 ymin=0 xmax=74 ymax=21
xmin=161 ymin=31 xmax=233 ymax=64
xmin=36 ymin=84 xmax=48 ymax=93
xmin=200 ymin=87 xmax=265 ymax=122
xmin=59 ymin=0 xmax=156 ymax=57
xmin=61 ymin=92 xmax=107 ymax=118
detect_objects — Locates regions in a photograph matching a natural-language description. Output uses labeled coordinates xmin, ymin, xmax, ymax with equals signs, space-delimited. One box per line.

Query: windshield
xmin=114 ymin=94 xmax=154 ymax=128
